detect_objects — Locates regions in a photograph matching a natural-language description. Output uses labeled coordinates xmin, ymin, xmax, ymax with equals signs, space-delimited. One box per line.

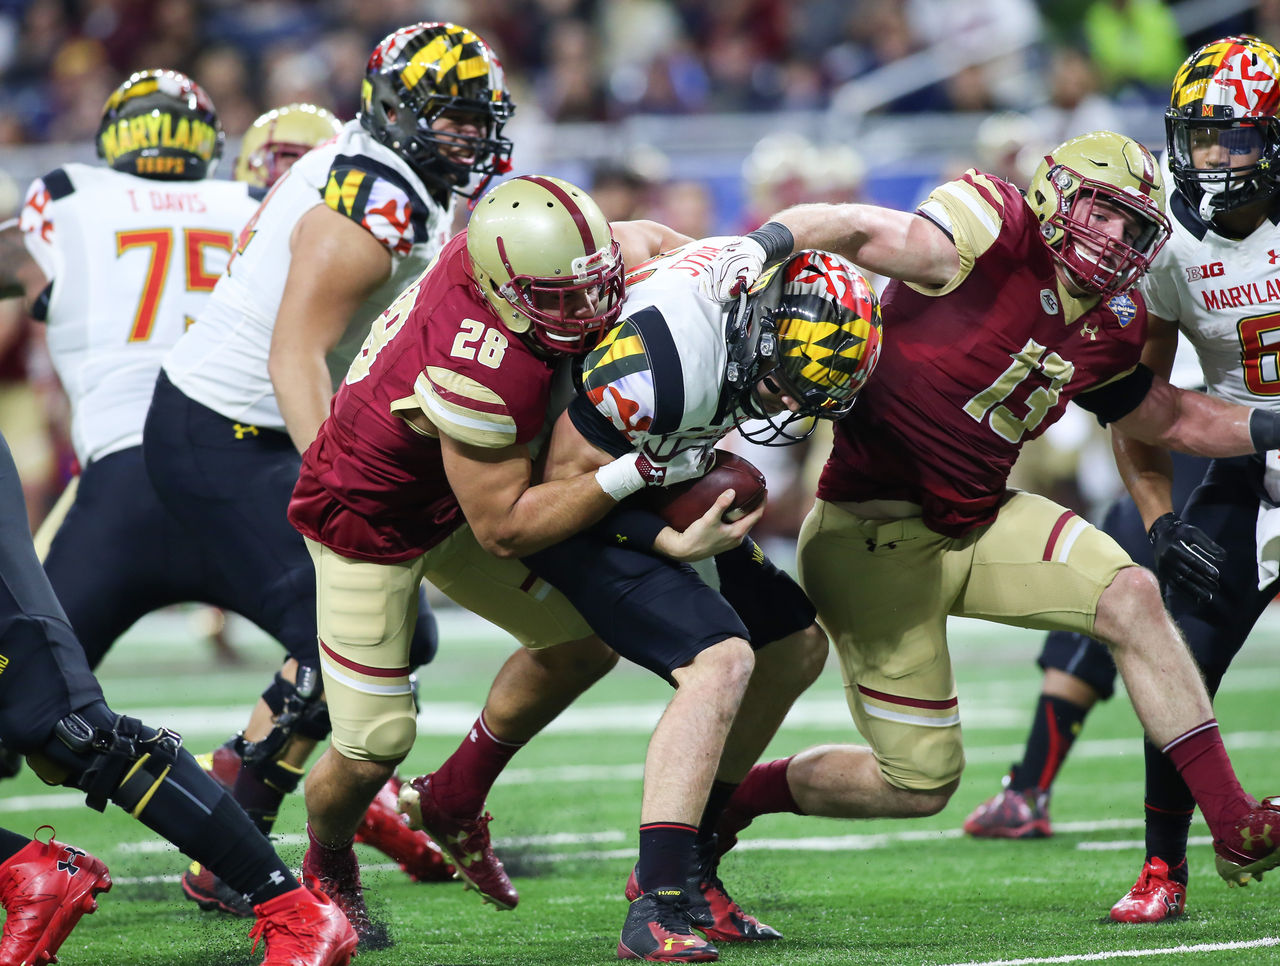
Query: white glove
xmin=699 ymin=236 xmax=767 ymax=302
xmin=594 ymin=444 xmax=715 ymax=501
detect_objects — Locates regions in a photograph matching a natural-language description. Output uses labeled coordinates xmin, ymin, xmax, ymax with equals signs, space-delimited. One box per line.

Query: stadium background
xmin=0 ymin=0 xmax=1270 ymax=543
xmin=0 ymin=5 xmax=1277 ymax=964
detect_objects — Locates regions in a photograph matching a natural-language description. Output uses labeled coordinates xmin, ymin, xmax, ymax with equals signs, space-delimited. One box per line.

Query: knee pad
xmin=40 ymin=701 xmax=181 ymax=817
xmin=331 ymin=705 xmax=417 ymax=763
xmin=242 ymin=664 xmax=331 ymax=766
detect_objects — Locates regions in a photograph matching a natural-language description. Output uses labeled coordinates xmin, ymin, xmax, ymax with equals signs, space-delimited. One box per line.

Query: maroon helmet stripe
xmin=523 ymin=175 xmax=593 ymax=254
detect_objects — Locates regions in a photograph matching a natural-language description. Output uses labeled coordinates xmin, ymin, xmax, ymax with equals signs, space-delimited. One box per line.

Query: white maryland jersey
xmin=163 ymin=121 xmax=452 ymax=430
xmin=18 ymin=163 xmax=259 ymax=464
xmin=579 ymin=237 xmax=738 ymax=459
xmin=1138 ymin=175 xmax=1280 ymax=410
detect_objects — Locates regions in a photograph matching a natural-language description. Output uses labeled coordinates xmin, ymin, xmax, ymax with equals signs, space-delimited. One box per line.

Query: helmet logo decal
xmin=1212 ymin=49 xmax=1280 ymax=116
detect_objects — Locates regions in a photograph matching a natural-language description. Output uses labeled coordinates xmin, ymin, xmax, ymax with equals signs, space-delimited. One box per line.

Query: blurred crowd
xmin=0 ymin=0 xmax=1276 ymax=561
xmin=1 ymin=0 xmax=1274 ymax=145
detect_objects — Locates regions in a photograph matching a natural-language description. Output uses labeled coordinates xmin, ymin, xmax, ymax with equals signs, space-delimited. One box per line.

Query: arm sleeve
xmin=1073 ymin=364 xmax=1156 ymax=426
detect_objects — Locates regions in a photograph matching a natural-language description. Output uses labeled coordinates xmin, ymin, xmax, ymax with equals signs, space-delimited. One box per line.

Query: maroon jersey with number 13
xmin=817 ymin=172 xmax=1149 ymax=537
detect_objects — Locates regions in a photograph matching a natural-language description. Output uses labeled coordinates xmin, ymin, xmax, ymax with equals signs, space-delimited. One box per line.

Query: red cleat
xmin=301 ymin=844 xmax=375 ymax=945
xmin=1214 ymin=795 xmax=1280 ymax=886
xmin=1110 ymin=857 xmax=1186 ymax=923
xmin=625 ymin=840 xmax=780 ymax=943
xmin=397 ymin=773 xmax=518 ymax=910
xmin=354 ymin=774 xmax=455 ymax=883
xmin=0 ymin=831 xmax=112 ymax=966
xmin=962 ymin=779 xmax=1052 ymax=840
xmin=249 ymin=885 xmax=357 ymax=966
xmin=617 ymin=889 xmax=718 ymax=962
xmin=181 ymin=860 xmax=254 ymax=917
xmin=194 ymin=737 xmax=243 ymax=790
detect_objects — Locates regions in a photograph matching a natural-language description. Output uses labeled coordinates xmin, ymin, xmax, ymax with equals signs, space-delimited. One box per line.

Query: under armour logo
xmin=1240 ymin=822 xmax=1274 ymax=851
xmin=232 ymin=423 xmax=259 ymax=439
xmin=1270 ymin=250 xmax=1280 ymax=265
xmin=663 ymin=938 xmax=698 ymax=951
xmin=1080 ymin=321 xmax=1098 ymax=341
xmin=57 ymin=846 xmax=86 ymax=875
xmin=267 ymin=869 xmax=286 ymax=886
xmin=468 ymin=727 xmax=478 ymax=743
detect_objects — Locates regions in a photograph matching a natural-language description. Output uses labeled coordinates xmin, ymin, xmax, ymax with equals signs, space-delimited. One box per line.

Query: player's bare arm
xmin=269 ymin=205 xmax=392 ymax=453
xmin=771 ymin=203 xmax=961 ymax=288
xmin=1111 ymin=371 xmax=1262 ymax=461
xmin=0 ymin=225 xmax=48 ymax=310
xmin=439 ymin=421 xmax=619 ymax=559
xmin=611 ymin=220 xmax=693 ymax=267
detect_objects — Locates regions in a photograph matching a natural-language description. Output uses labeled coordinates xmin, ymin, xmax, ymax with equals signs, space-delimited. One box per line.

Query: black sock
xmin=1141 ymin=737 xmax=1195 ymax=876
xmin=696 ymin=781 xmax=739 ymax=846
xmin=637 ymin=823 xmax=697 ymax=893
xmin=232 ymin=757 xmax=303 ymax=836
xmin=0 ymin=828 xmax=29 ymax=863
xmin=1009 ymin=695 xmax=1088 ymax=793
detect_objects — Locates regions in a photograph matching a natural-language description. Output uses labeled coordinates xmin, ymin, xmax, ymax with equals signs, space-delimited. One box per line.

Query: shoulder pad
xmin=41 ymin=168 xmax=74 ymax=201
xmin=322 ymin=153 xmax=432 ymax=256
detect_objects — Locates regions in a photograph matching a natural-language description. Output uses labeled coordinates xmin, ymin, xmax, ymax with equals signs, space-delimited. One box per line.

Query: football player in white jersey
xmin=402 ymin=241 xmax=882 ymax=961
xmin=1092 ymin=34 xmax=1280 ymax=923
xmin=0 ymin=69 xmax=359 ymax=966
xmin=139 ymin=22 xmax=609 ymax=936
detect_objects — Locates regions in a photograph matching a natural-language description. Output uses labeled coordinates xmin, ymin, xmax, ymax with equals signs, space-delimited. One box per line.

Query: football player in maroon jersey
xmin=288 ymin=175 xmax=709 ymax=942
xmin=693 ymin=129 xmax=1280 ymax=924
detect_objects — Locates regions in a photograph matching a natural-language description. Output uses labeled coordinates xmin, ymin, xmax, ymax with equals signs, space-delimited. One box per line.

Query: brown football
xmin=644 ymin=449 xmax=767 ymax=531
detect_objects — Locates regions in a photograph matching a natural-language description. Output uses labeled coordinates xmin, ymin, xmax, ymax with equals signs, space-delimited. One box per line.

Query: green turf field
xmin=7 ymin=605 xmax=1278 ymax=966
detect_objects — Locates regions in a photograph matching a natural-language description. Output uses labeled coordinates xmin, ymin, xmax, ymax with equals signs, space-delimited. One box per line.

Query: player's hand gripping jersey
xmin=288 ymin=232 xmax=563 ymax=562
xmin=569 ymin=237 xmax=749 ymax=459
xmin=18 ymin=164 xmax=259 ymax=464
xmin=817 ymin=172 xmax=1152 ymax=536
xmin=163 ymin=120 xmax=451 ymax=430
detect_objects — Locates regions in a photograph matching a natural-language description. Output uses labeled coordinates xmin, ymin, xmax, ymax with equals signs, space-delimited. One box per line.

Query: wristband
xmin=745 ymin=221 xmax=795 ymax=265
xmin=1249 ymin=408 xmax=1280 ymax=453
xmin=594 ymin=453 xmax=645 ymax=501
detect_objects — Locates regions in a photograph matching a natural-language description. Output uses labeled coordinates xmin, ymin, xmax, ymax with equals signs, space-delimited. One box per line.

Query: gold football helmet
xmin=467 ymin=175 xmax=623 ymax=355
xmin=1027 ymin=131 xmax=1170 ymax=299
xmin=233 ymin=103 xmax=342 ymax=189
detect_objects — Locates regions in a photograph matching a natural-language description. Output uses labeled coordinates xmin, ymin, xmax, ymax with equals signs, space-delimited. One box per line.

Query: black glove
xmin=1147 ymin=512 xmax=1226 ymax=603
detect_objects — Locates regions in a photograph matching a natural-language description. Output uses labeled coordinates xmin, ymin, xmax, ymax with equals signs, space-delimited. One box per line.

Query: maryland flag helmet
xmin=1027 ymin=131 xmax=1170 ymax=300
xmin=96 ymin=69 xmax=223 ymax=180
xmin=1166 ymin=35 xmax=1280 ymax=220
xmin=233 ymin=103 xmax=342 ymax=189
xmin=360 ymin=22 xmax=514 ymax=200
xmin=729 ymin=249 xmax=882 ymax=446
xmin=467 ymin=175 xmax=624 ymax=355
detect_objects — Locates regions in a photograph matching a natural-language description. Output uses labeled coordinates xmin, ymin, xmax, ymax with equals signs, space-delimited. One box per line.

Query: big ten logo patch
xmin=1185 ymin=262 xmax=1225 ymax=282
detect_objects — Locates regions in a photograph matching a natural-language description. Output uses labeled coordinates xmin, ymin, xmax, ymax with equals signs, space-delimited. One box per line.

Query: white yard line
xmin=936 ymin=937 xmax=1280 ymax=966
